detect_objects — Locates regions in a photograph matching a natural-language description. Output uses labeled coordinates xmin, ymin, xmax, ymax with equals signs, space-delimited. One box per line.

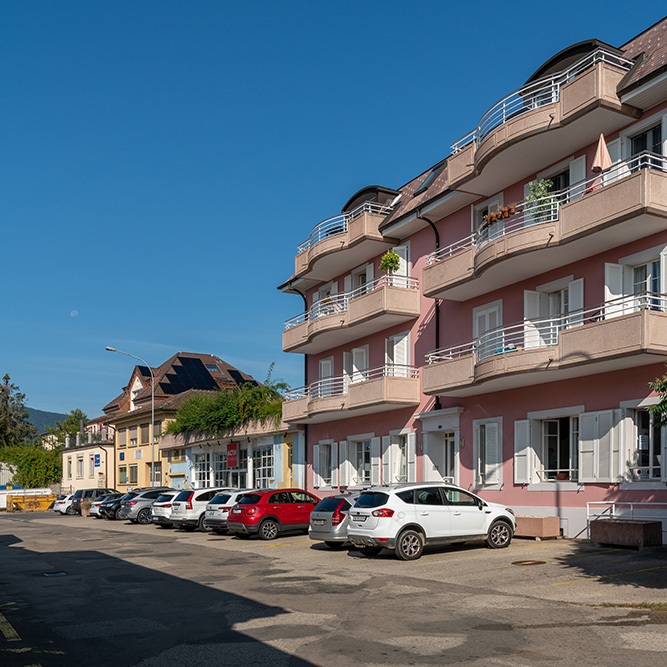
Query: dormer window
xmin=414 ymin=163 xmax=445 ymax=195
xmin=129 ymin=377 xmax=143 ymax=411
xmin=205 ymin=364 xmax=219 ymax=372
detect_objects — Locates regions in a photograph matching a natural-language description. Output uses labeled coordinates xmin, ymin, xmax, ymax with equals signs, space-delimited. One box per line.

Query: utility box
xmin=515 ymin=515 xmax=561 ymax=539
xmin=590 ymin=519 xmax=662 ymax=549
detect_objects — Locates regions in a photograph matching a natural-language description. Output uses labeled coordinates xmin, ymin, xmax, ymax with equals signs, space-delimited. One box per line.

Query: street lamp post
xmin=106 ymin=347 xmax=156 ymax=488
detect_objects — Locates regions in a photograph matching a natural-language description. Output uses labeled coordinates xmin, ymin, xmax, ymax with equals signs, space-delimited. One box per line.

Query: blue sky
xmin=1 ymin=1 xmax=664 ymax=418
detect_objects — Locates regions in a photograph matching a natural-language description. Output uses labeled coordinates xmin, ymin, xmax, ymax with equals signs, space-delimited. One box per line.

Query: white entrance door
xmin=474 ymin=304 xmax=501 ymax=360
xmin=386 ymin=331 xmax=410 ymax=377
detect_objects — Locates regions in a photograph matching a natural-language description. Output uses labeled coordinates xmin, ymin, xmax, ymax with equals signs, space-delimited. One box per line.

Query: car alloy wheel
xmin=258 ymin=519 xmax=279 ymax=541
xmin=65 ymin=506 xmax=76 ymax=515
xmin=198 ymin=514 xmax=211 ymax=532
xmin=487 ymin=521 xmax=512 ymax=549
xmin=137 ymin=508 xmax=151 ymax=525
xmin=114 ymin=508 xmax=123 ymax=520
xmin=395 ymin=529 xmax=424 ymax=561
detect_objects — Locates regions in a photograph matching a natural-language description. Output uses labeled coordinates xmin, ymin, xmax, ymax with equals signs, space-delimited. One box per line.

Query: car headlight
xmin=505 ymin=508 xmax=515 ymax=516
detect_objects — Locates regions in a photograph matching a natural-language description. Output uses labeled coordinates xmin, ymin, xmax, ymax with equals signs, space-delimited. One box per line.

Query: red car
xmin=227 ymin=488 xmax=320 ymax=540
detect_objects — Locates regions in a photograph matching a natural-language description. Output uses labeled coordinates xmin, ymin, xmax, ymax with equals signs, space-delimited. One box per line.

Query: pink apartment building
xmin=279 ymin=18 xmax=667 ymax=538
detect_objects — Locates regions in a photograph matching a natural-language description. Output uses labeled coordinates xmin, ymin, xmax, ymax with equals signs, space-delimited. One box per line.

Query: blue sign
xmin=94 ymin=454 xmax=101 ymax=467
xmin=119 ymin=452 xmax=125 ymax=461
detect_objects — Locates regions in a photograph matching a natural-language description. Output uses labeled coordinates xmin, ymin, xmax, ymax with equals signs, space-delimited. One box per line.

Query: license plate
xmin=232 ymin=508 xmax=242 ymax=514
xmin=352 ymin=515 xmax=367 ymax=522
xmin=313 ymin=519 xmax=325 ymax=526
xmin=206 ymin=510 xmax=216 ymax=516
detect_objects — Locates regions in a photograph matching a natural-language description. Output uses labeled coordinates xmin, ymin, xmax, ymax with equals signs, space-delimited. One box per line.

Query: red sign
xmin=227 ymin=443 xmax=238 ymax=468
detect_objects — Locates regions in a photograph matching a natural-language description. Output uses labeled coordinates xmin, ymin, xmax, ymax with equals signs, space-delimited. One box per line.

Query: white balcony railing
xmin=425 ymin=291 xmax=667 ymax=364
xmin=296 ymin=201 xmax=392 ymax=255
xmin=426 ymin=151 xmax=667 ymax=266
xmin=284 ymin=275 xmax=419 ymax=330
xmin=285 ymin=364 xmax=420 ymax=402
xmin=451 ymin=47 xmax=634 ymax=153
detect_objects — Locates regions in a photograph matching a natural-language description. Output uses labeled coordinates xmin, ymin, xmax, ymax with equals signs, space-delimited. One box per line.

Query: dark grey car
xmin=117 ymin=487 xmax=173 ymax=524
xmin=309 ymin=493 xmax=361 ymax=548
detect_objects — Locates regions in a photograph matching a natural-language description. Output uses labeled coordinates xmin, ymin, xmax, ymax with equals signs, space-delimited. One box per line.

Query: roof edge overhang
xmin=341 ymin=185 xmax=399 ymax=213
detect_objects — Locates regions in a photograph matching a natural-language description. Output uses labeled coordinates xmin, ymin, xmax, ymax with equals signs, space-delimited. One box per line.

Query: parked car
xmin=53 ymin=494 xmax=74 ymax=515
xmin=347 ymin=483 xmax=516 ymax=561
xmin=70 ymin=488 xmax=117 ymax=515
xmin=117 ymin=488 xmax=173 ymax=524
xmin=91 ymin=493 xmax=123 ymax=518
xmin=170 ymin=487 xmax=233 ymax=532
xmin=227 ymin=489 xmax=320 ymax=540
xmin=203 ymin=489 xmax=259 ymax=534
xmin=100 ymin=492 xmax=137 ymax=520
xmin=150 ymin=490 xmax=181 ymax=528
xmin=308 ymin=492 xmax=361 ymax=548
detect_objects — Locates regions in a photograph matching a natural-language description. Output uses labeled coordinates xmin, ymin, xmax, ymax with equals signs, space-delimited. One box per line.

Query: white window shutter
xmin=514 ymin=420 xmax=532 ymax=484
xmin=578 ymin=412 xmax=598 ymax=482
xmin=605 ymin=263 xmax=624 ymax=318
xmin=597 ymin=410 xmax=615 ymax=483
xmin=339 ymin=441 xmax=348 ymax=486
xmin=312 ymin=445 xmax=321 ymax=488
xmin=569 ymin=155 xmax=586 ymax=199
xmin=381 ymin=436 xmax=391 ymax=484
xmin=568 ymin=278 xmax=584 ymax=327
xmin=352 ymin=346 xmax=368 ymax=382
xmin=330 ymin=281 xmax=338 ymax=295
xmin=613 ymin=409 xmax=622 ymax=482
xmin=370 ymin=437 xmax=381 ymax=485
xmin=330 ymin=442 xmax=339 ymax=488
xmin=343 ymin=352 xmax=352 ymax=390
xmin=365 ymin=263 xmax=374 ymax=283
xmin=660 ymin=247 xmax=667 ymax=296
xmin=393 ymin=245 xmax=409 ymax=276
xmin=524 ymin=290 xmax=542 ymax=349
xmin=407 ymin=432 xmax=417 ymax=482
xmin=344 ymin=275 xmax=352 ymax=294
xmin=484 ymin=422 xmax=501 ymax=485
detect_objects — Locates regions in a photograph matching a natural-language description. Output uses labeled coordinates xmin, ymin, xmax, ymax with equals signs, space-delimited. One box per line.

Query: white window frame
xmin=473 ymin=417 xmax=502 ymax=490
xmin=344 ymin=432 xmax=378 ymax=487
xmin=386 ymin=331 xmax=411 ymax=376
xmin=619 ymin=109 xmax=667 ymax=161
xmin=418 ymin=407 xmax=463 ymax=486
xmin=471 ymin=193 xmax=504 ymax=240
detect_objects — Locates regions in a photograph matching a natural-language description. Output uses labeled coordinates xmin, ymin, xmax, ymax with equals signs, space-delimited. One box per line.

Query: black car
xmin=70 ymin=488 xmax=117 ymax=515
xmin=99 ymin=492 xmax=137 ymax=520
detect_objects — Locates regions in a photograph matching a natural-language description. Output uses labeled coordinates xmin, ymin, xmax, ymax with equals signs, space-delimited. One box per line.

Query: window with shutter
xmin=474 ymin=302 xmax=502 ymax=359
xmin=474 ymin=419 xmax=502 ymax=487
xmin=312 ymin=445 xmax=321 ymax=488
xmin=407 ymin=433 xmax=417 ymax=483
xmin=514 ymin=420 xmax=531 ymax=484
xmin=370 ymin=437 xmax=381 ymax=485
xmin=338 ymin=441 xmax=348 ymax=486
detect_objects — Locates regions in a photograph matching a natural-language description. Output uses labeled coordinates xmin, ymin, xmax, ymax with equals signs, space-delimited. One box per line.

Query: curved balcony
xmin=447 ymin=48 xmax=639 ymax=197
xmin=283 ymin=365 xmax=421 ymax=424
xmin=423 ymin=153 xmax=667 ymax=301
xmin=292 ymin=202 xmax=396 ymax=285
xmin=423 ymin=293 xmax=667 ymax=398
xmin=283 ymin=276 xmax=420 ymax=354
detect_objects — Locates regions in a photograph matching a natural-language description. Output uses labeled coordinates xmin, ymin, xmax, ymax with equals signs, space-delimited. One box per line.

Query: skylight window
xmin=205 ymin=364 xmax=219 ymax=372
xmin=414 ymin=163 xmax=445 ymax=195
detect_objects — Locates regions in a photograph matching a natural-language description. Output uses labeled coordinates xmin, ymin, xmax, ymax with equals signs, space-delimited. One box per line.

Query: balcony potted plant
xmin=525 ymin=178 xmax=554 ymax=222
xmin=508 ymin=203 xmax=516 ymax=214
xmin=380 ymin=249 xmax=401 ymax=275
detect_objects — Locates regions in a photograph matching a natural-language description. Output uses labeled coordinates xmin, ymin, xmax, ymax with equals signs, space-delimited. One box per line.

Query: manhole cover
xmin=42 ymin=571 xmax=67 ymax=577
xmin=511 ymin=560 xmax=547 ymax=566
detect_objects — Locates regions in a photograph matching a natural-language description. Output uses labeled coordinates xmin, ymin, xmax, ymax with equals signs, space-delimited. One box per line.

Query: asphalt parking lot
xmin=1 ymin=512 xmax=667 ymax=666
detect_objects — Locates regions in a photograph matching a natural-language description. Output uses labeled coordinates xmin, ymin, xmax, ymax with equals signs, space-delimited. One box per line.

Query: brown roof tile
xmin=619 ymin=16 xmax=667 ymax=92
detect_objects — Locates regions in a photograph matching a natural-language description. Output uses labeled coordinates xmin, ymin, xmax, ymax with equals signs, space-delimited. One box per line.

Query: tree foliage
xmin=166 ymin=365 xmax=288 ymax=436
xmin=45 ymin=408 xmax=88 ymax=445
xmin=649 ymin=372 xmax=667 ymax=427
xmin=0 ymin=374 xmax=36 ymax=447
xmin=0 ymin=445 xmax=62 ymax=487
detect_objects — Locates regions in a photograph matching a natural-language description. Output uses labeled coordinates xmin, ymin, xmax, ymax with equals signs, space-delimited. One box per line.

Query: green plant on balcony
xmin=525 ymin=178 xmax=555 ymax=222
xmin=380 ymin=249 xmax=401 ymax=274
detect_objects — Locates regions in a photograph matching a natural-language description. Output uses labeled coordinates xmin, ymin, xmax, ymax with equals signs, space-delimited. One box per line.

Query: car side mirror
xmin=478 ymin=500 xmax=486 ymax=510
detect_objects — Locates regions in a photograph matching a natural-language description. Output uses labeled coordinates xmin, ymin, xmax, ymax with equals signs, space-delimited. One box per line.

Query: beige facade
xmin=62 ymin=442 xmax=116 ymax=494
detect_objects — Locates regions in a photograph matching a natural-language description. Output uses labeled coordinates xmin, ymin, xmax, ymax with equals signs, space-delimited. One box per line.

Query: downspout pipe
xmin=417 ymin=212 xmax=442 ymax=411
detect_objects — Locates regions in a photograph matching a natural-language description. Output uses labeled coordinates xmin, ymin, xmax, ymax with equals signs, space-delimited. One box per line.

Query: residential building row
xmin=278 ymin=18 xmax=667 ymax=538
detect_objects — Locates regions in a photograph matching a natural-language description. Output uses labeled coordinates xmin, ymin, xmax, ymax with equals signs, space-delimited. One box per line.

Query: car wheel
xmin=137 ymin=508 xmax=151 ymax=525
xmin=114 ymin=508 xmax=123 ymax=520
xmin=486 ymin=521 xmax=513 ymax=549
xmin=395 ymin=529 xmax=424 ymax=561
xmin=198 ymin=514 xmax=211 ymax=532
xmin=258 ymin=519 xmax=279 ymax=541
xmin=359 ymin=546 xmax=383 ymax=557
xmin=65 ymin=506 xmax=76 ymax=515
xmin=324 ymin=541 xmax=345 ymax=549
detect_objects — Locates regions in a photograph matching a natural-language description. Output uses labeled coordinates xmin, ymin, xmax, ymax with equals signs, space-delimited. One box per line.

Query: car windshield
xmin=155 ymin=494 xmax=174 ymax=503
xmin=72 ymin=490 xmax=83 ymax=499
xmin=210 ymin=494 xmax=232 ymax=505
xmin=118 ymin=493 xmax=137 ymax=502
xmin=355 ymin=493 xmax=389 ymax=508
xmin=237 ymin=494 xmax=262 ymax=505
xmin=314 ymin=497 xmax=344 ymax=512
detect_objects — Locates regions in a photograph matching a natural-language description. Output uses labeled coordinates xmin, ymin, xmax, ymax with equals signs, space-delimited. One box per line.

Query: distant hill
xmin=27 ymin=408 xmax=68 ymax=433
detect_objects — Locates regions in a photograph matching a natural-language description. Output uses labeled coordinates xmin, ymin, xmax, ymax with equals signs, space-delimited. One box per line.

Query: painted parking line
xmin=263 ymin=540 xmax=313 ymax=548
xmin=552 ymin=564 xmax=667 ymax=586
xmin=0 ymin=612 xmax=21 ymax=641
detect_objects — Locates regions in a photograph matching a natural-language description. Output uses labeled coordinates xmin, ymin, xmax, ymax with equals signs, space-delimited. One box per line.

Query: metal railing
xmin=285 ymin=364 xmax=419 ymax=401
xmin=587 ymin=502 xmax=667 ymax=539
xmin=425 ymin=291 xmax=667 ymax=364
xmin=284 ymin=275 xmax=419 ymax=330
xmin=296 ymin=201 xmax=392 ymax=255
xmin=537 ymin=468 xmax=578 ymax=482
xmin=451 ymin=48 xmax=634 ymax=153
xmin=426 ymin=151 xmax=667 ymax=266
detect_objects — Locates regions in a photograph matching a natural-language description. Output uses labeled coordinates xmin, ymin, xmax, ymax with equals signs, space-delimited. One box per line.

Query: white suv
xmin=170 ymin=487 xmax=233 ymax=532
xmin=347 ymin=483 xmax=516 ymax=561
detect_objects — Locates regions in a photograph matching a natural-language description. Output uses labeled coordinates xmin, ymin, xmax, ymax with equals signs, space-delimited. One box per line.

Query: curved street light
xmin=106 ymin=347 xmax=156 ymax=488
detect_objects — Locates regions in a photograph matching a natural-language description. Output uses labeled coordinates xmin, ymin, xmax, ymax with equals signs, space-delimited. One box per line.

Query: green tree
xmin=0 ymin=445 xmax=62 ymax=487
xmin=45 ymin=408 xmax=88 ymax=445
xmin=649 ymin=372 xmax=667 ymax=427
xmin=0 ymin=374 xmax=36 ymax=447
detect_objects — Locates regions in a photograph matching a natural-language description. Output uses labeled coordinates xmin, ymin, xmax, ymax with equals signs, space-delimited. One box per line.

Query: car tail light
xmin=128 ymin=501 xmax=138 ymax=506
xmin=164 ymin=504 xmax=171 ymax=508
xmin=246 ymin=507 xmax=257 ymax=516
xmin=185 ymin=492 xmax=194 ymax=510
xmin=372 ymin=508 xmax=394 ymax=518
xmin=331 ymin=509 xmax=347 ymax=526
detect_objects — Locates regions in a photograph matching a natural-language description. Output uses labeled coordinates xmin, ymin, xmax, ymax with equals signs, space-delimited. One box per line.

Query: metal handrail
xmin=296 ymin=201 xmax=392 ymax=254
xmin=284 ymin=275 xmax=419 ymax=330
xmin=426 ymin=151 xmax=667 ymax=266
xmin=285 ymin=364 xmax=419 ymax=401
xmin=451 ymin=48 xmax=634 ymax=153
xmin=425 ymin=291 xmax=667 ymax=364
xmin=537 ymin=468 xmax=578 ymax=481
